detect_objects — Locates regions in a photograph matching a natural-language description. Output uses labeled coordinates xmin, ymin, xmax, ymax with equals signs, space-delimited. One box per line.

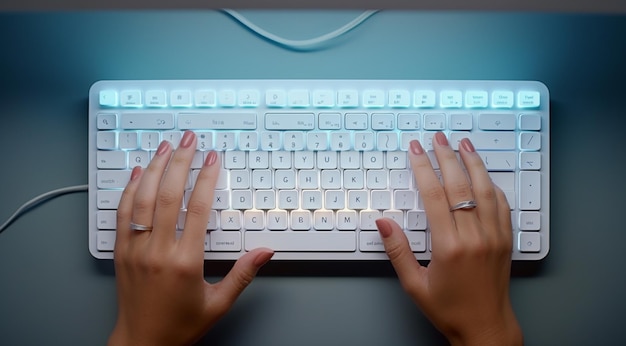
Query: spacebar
xmin=245 ymin=232 xmax=356 ymax=252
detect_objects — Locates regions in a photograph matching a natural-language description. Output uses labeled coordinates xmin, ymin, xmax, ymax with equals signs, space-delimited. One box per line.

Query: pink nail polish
xmin=410 ymin=140 xmax=424 ymax=155
xmin=376 ymin=219 xmax=392 ymax=238
xmin=180 ymin=131 xmax=195 ymax=148
xmin=130 ymin=166 xmax=142 ymax=181
xmin=156 ymin=141 xmax=170 ymax=156
xmin=205 ymin=151 xmax=218 ymax=166
xmin=253 ymin=250 xmax=275 ymax=267
xmin=435 ymin=132 xmax=449 ymax=146
xmin=461 ymin=138 xmax=475 ymax=152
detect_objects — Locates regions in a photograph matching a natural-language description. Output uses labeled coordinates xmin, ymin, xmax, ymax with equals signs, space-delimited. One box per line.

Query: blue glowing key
xmin=99 ymin=90 xmax=118 ymax=107
xmin=517 ymin=91 xmax=541 ymax=108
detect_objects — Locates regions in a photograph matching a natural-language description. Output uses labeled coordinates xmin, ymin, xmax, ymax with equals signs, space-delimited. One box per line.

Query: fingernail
xmin=376 ymin=219 xmax=392 ymax=238
xmin=254 ymin=249 xmax=275 ymax=267
xmin=156 ymin=141 xmax=170 ymax=156
xmin=204 ymin=151 xmax=218 ymax=166
xmin=180 ymin=131 xmax=195 ymax=148
xmin=435 ymin=132 xmax=449 ymax=146
xmin=130 ymin=166 xmax=142 ymax=181
xmin=409 ymin=140 xmax=424 ymax=155
xmin=461 ymin=138 xmax=475 ymax=152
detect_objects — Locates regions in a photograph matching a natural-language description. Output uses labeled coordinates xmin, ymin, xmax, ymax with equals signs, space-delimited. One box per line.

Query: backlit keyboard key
xmin=99 ymin=90 xmax=118 ymax=107
xmin=517 ymin=91 xmax=541 ymax=108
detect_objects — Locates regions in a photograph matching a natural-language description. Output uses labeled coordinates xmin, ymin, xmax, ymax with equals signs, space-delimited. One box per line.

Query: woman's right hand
xmin=377 ymin=133 xmax=523 ymax=345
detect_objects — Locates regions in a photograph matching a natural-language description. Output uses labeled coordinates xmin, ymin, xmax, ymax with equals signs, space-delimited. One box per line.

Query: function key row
xmin=99 ymin=88 xmax=541 ymax=109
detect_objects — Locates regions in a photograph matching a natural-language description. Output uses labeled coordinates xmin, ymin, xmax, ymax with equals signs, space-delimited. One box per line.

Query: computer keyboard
xmin=88 ymin=80 xmax=549 ymax=261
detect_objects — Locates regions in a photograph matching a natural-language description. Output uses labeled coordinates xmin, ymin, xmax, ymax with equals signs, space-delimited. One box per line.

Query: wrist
xmin=446 ymin=308 xmax=523 ymax=346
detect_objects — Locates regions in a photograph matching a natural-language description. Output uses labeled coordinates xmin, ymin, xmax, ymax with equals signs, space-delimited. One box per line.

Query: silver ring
xmin=130 ymin=222 xmax=153 ymax=231
xmin=449 ymin=200 xmax=477 ymax=212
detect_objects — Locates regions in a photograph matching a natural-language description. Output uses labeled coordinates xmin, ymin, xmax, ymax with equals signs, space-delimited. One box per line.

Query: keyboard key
xmin=479 ymin=113 xmax=516 ymax=130
xmin=120 ymin=90 xmax=142 ymax=107
xmin=389 ymin=90 xmax=411 ymax=108
xmin=440 ymin=90 xmax=462 ymax=108
xmin=371 ymin=113 xmax=394 ymax=130
xmin=97 ymin=170 xmax=130 ymax=189
xmin=517 ymin=91 xmax=541 ymax=108
xmin=287 ymin=90 xmax=310 ymax=107
xmin=518 ymin=232 xmax=541 ymax=252
xmin=218 ymin=90 xmax=236 ymax=107
xmin=96 ymin=210 xmax=117 ymax=229
xmin=195 ymin=90 xmax=217 ymax=107
xmin=337 ymin=90 xmax=358 ymax=107
xmin=318 ymin=113 xmax=341 ymax=130
xmin=477 ymin=151 xmax=517 ymax=171
xmin=471 ymin=132 xmax=516 ymax=150
xmin=363 ymin=90 xmax=385 ymax=107
xmin=178 ymin=113 xmax=256 ymax=130
xmin=97 ymin=131 xmax=117 ymax=149
xmin=449 ymin=113 xmax=472 ymax=130
xmin=245 ymin=231 xmax=356 ymax=251
xmin=210 ymin=231 xmax=242 ymax=251
xmin=465 ymin=90 xmax=488 ymax=108
xmin=397 ymin=113 xmax=420 ymax=130
xmin=171 ymin=90 xmax=192 ymax=107
xmin=99 ymin=90 xmax=118 ymax=107
xmin=266 ymin=90 xmax=286 ymax=107
xmin=238 ymin=90 xmax=260 ymax=107
xmin=96 ymin=151 xmax=126 ymax=169
xmin=491 ymin=90 xmax=514 ymax=108
xmin=97 ymin=113 xmax=118 ymax=130
xmin=520 ymin=132 xmax=541 ymax=151
xmin=519 ymin=113 xmax=541 ymax=130
xmin=145 ymin=90 xmax=167 ymax=107
xmin=96 ymin=231 xmax=116 ymax=251
xmin=121 ymin=113 xmax=174 ymax=130
xmin=265 ymin=113 xmax=315 ymax=130
xmin=519 ymin=171 xmax=541 ymax=210
xmin=312 ymin=90 xmax=335 ymax=107
xmin=345 ymin=113 xmax=368 ymax=130
xmin=413 ymin=90 xmax=436 ymax=108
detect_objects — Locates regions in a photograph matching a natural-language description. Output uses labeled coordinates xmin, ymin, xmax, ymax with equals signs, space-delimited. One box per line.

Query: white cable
xmin=221 ymin=9 xmax=379 ymax=51
xmin=0 ymin=184 xmax=88 ymax=234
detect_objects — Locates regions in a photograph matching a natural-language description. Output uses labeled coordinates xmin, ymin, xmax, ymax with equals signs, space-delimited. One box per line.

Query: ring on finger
xmin=450 ymin=200 xmax=477 ymax=212
xmin=130 ymin=222 xmax=153 ymax=231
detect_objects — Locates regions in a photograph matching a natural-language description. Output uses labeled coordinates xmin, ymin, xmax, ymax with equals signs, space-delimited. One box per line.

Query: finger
xmin=458 ymin=138 xmax=499 ymax=230
xmin=432 ymin=132 xmax=476 ymax=226
xmin=212 ymin=248 xmax=274 ymax=305
xmin=115 ymin=166 xmax=143 ymax=255
xmin=152 ymin=131 xmax=197 ymax=243
xmin=494 ymin=184 xmax=513 ymax=246
xmin=408 ymin=139 xmax=455 ymax=237
xmin=376 ymin=218 xmax=427 ymax=300
xmin=180 ymin=151 xmax=220 ymax=254
xmin=131 ymin=140 xmax=172 ymax=230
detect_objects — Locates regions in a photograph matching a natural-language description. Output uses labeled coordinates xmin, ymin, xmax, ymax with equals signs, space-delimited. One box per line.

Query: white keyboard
xmin=88 ymin=80 xmax=550 ymax=261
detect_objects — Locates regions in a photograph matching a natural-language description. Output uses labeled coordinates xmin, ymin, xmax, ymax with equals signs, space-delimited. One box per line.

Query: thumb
xmin=376 ymin=218 xmax=426 ymax=293
xmin=215 ymin=248 xmax=274 ymax=303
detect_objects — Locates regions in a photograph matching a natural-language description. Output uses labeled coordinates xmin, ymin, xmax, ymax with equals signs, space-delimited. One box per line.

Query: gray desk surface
xmin=1 ymin=11 xmax=625 ymax=345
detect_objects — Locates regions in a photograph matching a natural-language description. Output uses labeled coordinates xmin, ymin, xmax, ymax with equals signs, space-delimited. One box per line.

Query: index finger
xmin=180 ymin=151 xmax=221 ymax=254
